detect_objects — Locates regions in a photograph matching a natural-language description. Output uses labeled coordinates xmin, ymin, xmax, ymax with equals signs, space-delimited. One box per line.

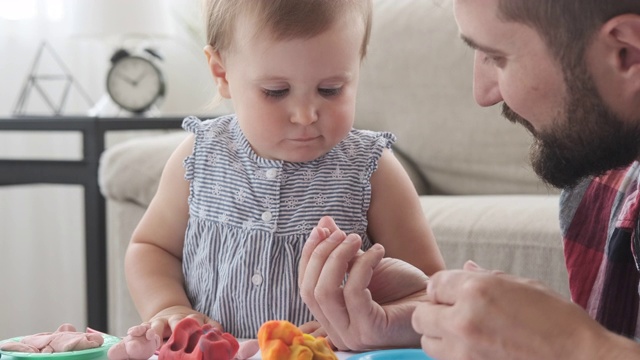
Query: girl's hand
xmin=298 ymin=320 xmax=328 ymax=339
xmin=148 ymin=306 xmax=222 ymax=341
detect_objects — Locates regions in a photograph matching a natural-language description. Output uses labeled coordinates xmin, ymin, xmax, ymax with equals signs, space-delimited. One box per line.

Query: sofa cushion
xmin=356 ymin=0 xmax=557 ymax=196
xmin=421 ymin=194 xmax=569 ymax=297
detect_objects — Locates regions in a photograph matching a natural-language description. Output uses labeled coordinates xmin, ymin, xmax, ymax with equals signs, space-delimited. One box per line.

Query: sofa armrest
xmin=99 ymin=132 xmax=187 ymax=207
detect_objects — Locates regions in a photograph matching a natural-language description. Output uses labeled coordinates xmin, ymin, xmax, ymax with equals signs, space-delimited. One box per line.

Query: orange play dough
xmin=257 ymin=320 xmax=337 ymax=360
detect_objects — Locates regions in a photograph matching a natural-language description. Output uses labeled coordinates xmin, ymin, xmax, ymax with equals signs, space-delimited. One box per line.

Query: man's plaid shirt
xmin=560 ymin=161 xmax=640 ymax=338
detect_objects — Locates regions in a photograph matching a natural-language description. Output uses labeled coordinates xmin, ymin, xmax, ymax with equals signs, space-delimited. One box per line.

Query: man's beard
xmin=501 ymin=68 xmax=640 ymax=189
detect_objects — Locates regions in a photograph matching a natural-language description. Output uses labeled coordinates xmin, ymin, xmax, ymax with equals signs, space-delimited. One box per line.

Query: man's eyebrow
xmin=460 ymin=34 xmax=504 ymax=54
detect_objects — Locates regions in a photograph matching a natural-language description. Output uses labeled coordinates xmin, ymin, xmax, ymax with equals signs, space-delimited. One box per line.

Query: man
xmin=298 ymin=0 xmax=640 ymax=358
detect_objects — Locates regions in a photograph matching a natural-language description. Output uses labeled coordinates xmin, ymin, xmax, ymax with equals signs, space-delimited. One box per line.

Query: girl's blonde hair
xmin=203 ymin=0 xmax=373 ymax=58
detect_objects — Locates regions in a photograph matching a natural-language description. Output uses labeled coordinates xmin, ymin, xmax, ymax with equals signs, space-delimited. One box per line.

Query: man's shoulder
xmin=559 ymin=178 xmax=593 ymax=235
xmin=559 ymin=162 xmax=640 ymax=234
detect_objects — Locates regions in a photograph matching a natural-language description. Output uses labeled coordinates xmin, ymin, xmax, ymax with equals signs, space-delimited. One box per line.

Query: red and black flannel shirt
xmin=560 ymin=161 xmax=640 ymax=338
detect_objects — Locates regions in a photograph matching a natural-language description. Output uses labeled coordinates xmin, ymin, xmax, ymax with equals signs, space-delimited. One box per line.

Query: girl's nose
xmin=472 ymin=52 xmax=503 ymax=107
xmin=291 ymin=103 xmax=318 ymax=125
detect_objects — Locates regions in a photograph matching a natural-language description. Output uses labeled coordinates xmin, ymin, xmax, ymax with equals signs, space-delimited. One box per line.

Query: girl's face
xmin=207 ymin=12 xmax=365 ymax=162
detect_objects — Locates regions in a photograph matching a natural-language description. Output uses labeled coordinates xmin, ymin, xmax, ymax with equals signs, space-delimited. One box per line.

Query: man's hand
xmin=412 ymin=261 xmax=620 ymax=360
xmin=298 ymin=216 xmax=428 ymax=351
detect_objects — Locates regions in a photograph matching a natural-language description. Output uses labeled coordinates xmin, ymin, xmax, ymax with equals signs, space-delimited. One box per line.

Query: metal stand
xmin=13 ymin=41 xmax=94 ymax=116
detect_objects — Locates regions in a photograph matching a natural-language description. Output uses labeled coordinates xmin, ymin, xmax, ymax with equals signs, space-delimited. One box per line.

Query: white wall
xmin=0 ymin=0 xmax=231 ymax=339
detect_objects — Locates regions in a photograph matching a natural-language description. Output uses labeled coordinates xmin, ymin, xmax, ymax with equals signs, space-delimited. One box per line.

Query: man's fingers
xmin=300 ymin=232 xmax=362 ymax=351
xmin=341 ymin=243 xmax=385 ymax=321
xmin=419 ymin=336 xmax=447 ymax=360
xmin=314 ymin=234 xmax=363 ymax=330
xmin=412 ymin=301 xmax=452 ymax=338
xmin=463 ymin=260 xmax=494 ymax=273
xmin=317 ymin=216 xmax=340 ymax=233
xmin=299 ymin=216 xmax=342 ymax=288
xmin=426 ymin=269 xmax=488 ymax=305
xmin=300 ymin=230 xmax=348 ymax=305
xmin=299 ymin=229 xmax=350 ymax=347
xmin=299 ymin=226 xmax=330 ymax=288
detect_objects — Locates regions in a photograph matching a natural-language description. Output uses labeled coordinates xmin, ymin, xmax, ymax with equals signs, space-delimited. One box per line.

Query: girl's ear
xmin=204 ymin=45 xmax=231 ymax=99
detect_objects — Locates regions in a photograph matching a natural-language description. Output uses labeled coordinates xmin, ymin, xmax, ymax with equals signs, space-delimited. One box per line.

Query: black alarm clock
xmin=106 ymin=48 xmax=166 ymax=114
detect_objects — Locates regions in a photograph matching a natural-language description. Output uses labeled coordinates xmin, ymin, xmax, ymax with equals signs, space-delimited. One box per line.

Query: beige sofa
xmin=99 ymin=0 xmax=568 ymax=336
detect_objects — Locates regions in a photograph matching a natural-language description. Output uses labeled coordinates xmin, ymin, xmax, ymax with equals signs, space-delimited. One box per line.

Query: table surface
xmin=151 ymin=351 xmax=355 ymax=359
xmin=0 ymin=350 xmax=357 ymax=360
xmin=0 ymin=337 xmax=371 ymax=360
xmin=0 ymin=340 xmax=433 ymax=360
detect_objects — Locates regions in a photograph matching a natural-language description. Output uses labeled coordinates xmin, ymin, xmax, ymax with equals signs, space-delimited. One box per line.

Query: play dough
xmin=158 ymin=317 xmax=239 ymax=360
xmin=257 ymin=320 xmax=337 ymax=360
xmin=0 ymin=324 xmax=103 ymax=353
xmin=108 ymin=323 xmax=161 ymax=360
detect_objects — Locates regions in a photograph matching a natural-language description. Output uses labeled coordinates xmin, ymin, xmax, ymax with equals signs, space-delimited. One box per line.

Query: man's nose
xmin=472 ymin=52 xmax=503 ymax=107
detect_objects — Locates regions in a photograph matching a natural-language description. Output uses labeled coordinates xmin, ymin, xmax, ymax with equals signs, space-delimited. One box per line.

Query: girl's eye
xmin=262 ymin=89 xmax=289 ymax=99
xmin=318 ymin=87 xmax=342 ymax=97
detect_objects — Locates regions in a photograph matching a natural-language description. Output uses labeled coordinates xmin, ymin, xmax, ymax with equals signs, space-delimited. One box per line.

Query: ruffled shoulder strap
xmin=363 ymin=130 xmax=397 ymax=183
xmin=181 ymin=116 xmax=204 ymax=181
xmin=182 ymin=115 xmax=202 ymax=134
xmin=181 ymin=115 xmax=237 ymax=181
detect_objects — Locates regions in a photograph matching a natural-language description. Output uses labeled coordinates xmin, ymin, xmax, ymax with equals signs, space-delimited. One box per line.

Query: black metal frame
xmin=0 ymin=116 xmax=184 ymax=331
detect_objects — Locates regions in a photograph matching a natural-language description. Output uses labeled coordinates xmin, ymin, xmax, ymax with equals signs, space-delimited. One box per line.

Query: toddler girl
xmin=125 ymin=0 xmax=445 ymax=340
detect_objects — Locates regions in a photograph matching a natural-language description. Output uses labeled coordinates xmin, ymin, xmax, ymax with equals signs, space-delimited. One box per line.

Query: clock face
xmin=106 ymin=56 xmax=164 ymax=113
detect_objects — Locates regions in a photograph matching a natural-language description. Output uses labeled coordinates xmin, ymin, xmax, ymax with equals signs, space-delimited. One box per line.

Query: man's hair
xmin=498 ymin=1 xmax=640 ymax=69
xmin=203 ymin=0 xmax=373 ymax=58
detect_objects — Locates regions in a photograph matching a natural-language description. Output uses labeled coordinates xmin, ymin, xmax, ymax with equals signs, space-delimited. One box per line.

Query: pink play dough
xmin=108 ymin=323 xmax=161 ymax=360
xmin=0 ymin=324 xmax=103 ymax=353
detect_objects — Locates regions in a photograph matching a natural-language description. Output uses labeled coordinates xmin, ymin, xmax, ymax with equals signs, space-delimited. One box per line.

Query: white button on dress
xmin=262 ymin=211 xmax=272 ymax=222
xmin=251 ymin=273 xmax=263 ymax=286
xmin=266 ymin=168 xmax=278 ymax=179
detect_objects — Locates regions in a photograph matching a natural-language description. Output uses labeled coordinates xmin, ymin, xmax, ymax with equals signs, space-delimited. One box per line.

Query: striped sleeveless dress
xmin=181 ymin=115 xmax=395 ymax=338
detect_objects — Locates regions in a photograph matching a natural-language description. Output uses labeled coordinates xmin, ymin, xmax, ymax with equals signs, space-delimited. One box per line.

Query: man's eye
xmin=262 ymin=89 xmax=289 ymax=98
xmin=318 ymin=87 xmax=342 ymax=97
xmin=482 ymin=54 xmax=505 ymax=67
